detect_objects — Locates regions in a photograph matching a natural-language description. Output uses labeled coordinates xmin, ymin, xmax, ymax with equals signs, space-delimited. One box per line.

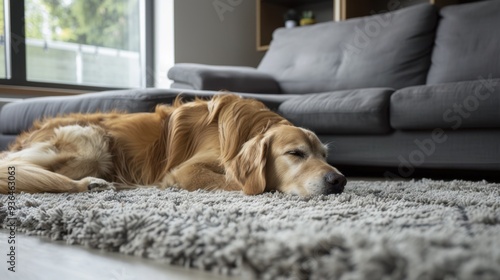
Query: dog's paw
xmin=160 ymin=174 xmax=178 ymax=189
xmin=86 ymin=178 xmax=115 ymax=192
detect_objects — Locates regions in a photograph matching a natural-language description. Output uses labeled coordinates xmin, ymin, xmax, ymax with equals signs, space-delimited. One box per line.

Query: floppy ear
xmin=226 ymin=134 xmax=269 ymax=195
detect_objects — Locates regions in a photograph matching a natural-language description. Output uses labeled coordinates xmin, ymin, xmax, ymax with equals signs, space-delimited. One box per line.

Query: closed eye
xmin=286 ymin=150 xmax=306 ymax=158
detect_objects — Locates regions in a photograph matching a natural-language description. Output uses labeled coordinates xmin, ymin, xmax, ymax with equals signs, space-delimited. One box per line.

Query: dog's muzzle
xmin=323 ymin=172 xmax=347 ymax=194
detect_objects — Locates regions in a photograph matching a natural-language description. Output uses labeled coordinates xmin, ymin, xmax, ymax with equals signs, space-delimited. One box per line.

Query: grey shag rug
xmin=1 ymin=179 xmax=500 ymax=280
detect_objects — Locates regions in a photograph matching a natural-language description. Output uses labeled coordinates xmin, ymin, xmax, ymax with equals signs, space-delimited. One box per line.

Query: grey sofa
xmin=1 ymin=1 xmax=499 ymax=178
xmin=167 ymin=1 xmax=500 ymax=175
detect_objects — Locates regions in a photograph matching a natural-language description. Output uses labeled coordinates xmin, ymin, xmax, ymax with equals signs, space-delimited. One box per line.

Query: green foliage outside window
xmin=25 ymin=0 xmax=140 ymax=51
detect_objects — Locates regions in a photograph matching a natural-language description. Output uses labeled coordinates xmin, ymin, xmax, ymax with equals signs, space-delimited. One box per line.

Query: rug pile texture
xmin=1 ymin=179 xmax=500 ymax=280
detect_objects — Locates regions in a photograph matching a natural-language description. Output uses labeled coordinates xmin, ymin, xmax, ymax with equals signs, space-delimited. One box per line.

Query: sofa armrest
xmin=168 ymin=63 xmax=282 ymax=94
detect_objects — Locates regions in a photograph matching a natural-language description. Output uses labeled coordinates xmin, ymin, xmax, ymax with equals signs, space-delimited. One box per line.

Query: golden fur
xmin=0 ymin=94 xmax=346 ymax=196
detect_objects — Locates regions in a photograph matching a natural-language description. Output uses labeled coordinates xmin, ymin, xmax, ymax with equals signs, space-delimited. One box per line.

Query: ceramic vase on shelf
xmin=285 ymin=20 xmax=297 ymax=28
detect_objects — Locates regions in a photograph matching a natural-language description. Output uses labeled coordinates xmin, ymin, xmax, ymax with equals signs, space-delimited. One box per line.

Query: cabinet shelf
xmin=257 ymin=0 xmax=334 ymax=51
xmin=264 ymin=0 xmax=333 ymax=6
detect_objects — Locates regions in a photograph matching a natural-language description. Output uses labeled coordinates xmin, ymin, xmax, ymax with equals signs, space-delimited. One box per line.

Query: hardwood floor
xmin=0 ymin=230 xmax=231 ymax=280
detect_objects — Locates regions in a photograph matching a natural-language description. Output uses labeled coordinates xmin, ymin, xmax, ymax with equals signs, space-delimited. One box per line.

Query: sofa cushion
xmin=391 ymin=78 xmax=500 ymax=130
xmin=0 ymin=89 xmax=296 ymax=136
xmin=427 ymin=0 xmax=500 ymax=84
xmin=279 ymin=88 xmax=393 ymax=134
xmin=258 ymin=4 xmax=437 ymax=94
xmin=168 ymin=63 xmax=281 ymax=93
xmin=0 ymin=89 xmax=182 ymax=135
xmin=0 ymin=135 xmax=16 ymax=151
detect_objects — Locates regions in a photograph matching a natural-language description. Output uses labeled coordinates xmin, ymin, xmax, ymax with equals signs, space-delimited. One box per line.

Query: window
xmin=0 ymin=0 xmax=5 ymax=78
xmin=1 ymin=0 xmax=154 ymax=90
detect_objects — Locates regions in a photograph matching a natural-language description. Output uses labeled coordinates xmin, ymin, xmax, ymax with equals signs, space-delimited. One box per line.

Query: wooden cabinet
xmin=256 ymin=0 xmax=476 ymax=51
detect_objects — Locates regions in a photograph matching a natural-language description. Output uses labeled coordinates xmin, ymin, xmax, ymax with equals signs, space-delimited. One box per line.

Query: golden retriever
xmin=0 ymin=94 xmax=346 ymax=196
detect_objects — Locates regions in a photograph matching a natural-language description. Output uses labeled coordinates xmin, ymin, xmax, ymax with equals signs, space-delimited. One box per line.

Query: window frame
xmin=0 ymin=0 xmax=155 ymax=92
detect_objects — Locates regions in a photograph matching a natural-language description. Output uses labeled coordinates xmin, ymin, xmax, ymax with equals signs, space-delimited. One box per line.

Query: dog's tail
xmin=0 ymin=155 xmax=15 ymax=194
xmin=1 ymin=157 xmax=45 ymax=194
xmin=1 ymin=158 xmax=58 ymax=194
xmin=0 ymin=157 xmax=103 ymax=194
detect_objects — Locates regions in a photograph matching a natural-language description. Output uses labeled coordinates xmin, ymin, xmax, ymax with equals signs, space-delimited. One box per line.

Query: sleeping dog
xmin=0 ymin=94 xmax=346 ymax=196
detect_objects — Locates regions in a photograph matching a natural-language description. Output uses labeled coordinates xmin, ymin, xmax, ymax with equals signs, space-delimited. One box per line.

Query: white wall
xmin=173 ymin=0 xmax=265 ymax=67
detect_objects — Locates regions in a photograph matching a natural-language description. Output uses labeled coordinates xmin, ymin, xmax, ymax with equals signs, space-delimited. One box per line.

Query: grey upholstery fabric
xmin=258 ymin=4 xmax=437 ymax=94
xmin=391 ymin=79 xmax=500 ymax=130
xmin=168 ymin=63 xmax=281 ymax=93
xmin=320 ymin=129 xmax=500 ymax=170
xmin=0 ymin=135 xmax=15 ymax=151
xmin=279 ymin=89 xmax=393 ymax=134
xmin=0 ymin=89 xmax=179 ymax=135
xmin=427 ymin=0 xmax=500 ymax=84
xmin=170 ymin=82 xmax=195 ymax=90
xmin=0 ymin=88 xmax=296 ymax=138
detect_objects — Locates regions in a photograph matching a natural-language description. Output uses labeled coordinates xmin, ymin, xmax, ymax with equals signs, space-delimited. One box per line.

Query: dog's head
xmin=226 ymin=125 xmax=346 ymax=197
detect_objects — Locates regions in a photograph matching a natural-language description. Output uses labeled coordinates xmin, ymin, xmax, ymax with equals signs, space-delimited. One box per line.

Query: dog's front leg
xmin=159 ymin=161 xmax=240 ymax=192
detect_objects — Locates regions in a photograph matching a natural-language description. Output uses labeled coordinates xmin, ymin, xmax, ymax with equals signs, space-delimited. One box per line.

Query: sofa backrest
xmin=257 ymin=4 xmax=438 ymax=94
xmin=427 ymin=0 xmax=500 ymax=84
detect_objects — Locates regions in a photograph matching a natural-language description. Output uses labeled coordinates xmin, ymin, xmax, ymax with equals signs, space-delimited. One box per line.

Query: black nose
xmin=324 ymin=172 xmax=347 ymax=194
